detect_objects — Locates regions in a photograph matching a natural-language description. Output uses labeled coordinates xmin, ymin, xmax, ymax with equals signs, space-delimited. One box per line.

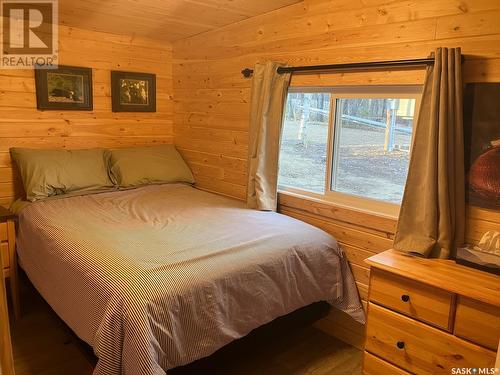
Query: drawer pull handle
xmin=401 ymin=294 xmax=410 ymax=302
xmin=396 ymin=341 xmax=405 ymax=349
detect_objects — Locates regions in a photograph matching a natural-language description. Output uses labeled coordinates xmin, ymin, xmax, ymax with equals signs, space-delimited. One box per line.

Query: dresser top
xmin=366 ymin=249 xmax=500 ymax=308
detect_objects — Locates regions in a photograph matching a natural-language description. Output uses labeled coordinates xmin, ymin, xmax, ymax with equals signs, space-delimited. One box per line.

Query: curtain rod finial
xmin=242 ymin=68 xmax=253 ymax=78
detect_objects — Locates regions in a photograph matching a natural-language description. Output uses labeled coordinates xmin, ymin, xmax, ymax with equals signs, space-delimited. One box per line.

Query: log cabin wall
xmin=172 ymin=0 xmax=500 ymax=347
xmin=0 ymin=25 xmax=174 ymax=206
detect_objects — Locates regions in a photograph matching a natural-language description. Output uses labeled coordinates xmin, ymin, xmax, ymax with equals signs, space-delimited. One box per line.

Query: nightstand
xmin=0 ymin=236 xmax=15 ymax=375
xmin=0 ymin=206 xmax=20 ymax=319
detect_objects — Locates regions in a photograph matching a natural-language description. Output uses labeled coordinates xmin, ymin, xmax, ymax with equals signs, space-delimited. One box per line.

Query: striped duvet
xmin=16 ymin=184 xmax=364 ymax=374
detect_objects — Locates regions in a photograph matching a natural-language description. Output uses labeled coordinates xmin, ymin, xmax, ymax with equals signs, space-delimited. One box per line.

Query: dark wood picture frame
xmin=34 ymin=65 xmax=93 ymax=111
xmin=111 ymin=71 xmax=156 ymax=112
xmin=463 ymin=82 xmax=500 ymax=210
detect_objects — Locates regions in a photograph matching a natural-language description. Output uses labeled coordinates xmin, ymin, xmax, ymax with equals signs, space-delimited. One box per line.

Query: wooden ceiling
xmin=59 ymin=0 xmax=303 ymax=42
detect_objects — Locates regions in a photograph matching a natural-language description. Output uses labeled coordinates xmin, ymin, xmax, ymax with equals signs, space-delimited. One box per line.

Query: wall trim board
xmin=279 ymin=191 xmax=397 ymax=234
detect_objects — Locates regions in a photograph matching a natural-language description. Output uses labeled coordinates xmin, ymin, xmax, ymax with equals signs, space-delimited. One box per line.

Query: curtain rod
xmin=241 ymin=57 xmax=437 ymax=78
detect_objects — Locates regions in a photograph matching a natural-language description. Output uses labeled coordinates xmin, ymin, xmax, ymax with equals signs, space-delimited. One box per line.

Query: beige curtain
xmin=246 ymin=61 xmax=291 ymax=211
xmin=394 ymin=47 xmax=465 ymax=259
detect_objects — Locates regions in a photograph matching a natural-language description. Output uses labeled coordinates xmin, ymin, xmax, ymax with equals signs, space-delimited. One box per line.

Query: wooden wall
xmin=173 ymin=0 xmax=500 ymax=199
xmin=0 ymin=0 xmax=498 ymax=350
xmin=173 ymin=0 xmax=500 ymax=347
xmin=0 ymin=25 xmax=173 ymax=206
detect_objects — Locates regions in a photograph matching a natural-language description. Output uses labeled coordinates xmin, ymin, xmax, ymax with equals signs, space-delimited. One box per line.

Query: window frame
xmin=279 ymin=85 xmax=423 ymax=218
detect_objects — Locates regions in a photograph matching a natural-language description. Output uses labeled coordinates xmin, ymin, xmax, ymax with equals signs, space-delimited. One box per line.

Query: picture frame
xmin=111 ymin=71 xmax=156 ymax=112
xmin=34 ymin=65 xmax=93 ymax=110
xmin=463 ymin=82 xmax=500 ymax=210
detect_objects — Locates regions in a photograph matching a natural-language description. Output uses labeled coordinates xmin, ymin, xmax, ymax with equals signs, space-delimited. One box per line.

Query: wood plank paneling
xmin=172 ymin=0 xmax=500 ymax=347
xmin=0 ymin=24 xmax=174 ymax=205
xmin=58 ymin=0 xmax=302 ymax=43
xmin=173 ymin=0 xmax=500 ymax=201
xmin=278 ymin=196 xmax=395 ymax=346
xmin=277 ymin=206 xmax=394 ymax=252
xmin=279 ymin=192 xmax=396 ymax=234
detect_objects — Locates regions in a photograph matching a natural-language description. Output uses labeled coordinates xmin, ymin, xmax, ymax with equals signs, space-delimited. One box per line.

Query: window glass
xmin=278 ymin=92 xmax=330 ymax=193
xmin=331 ymin=98 xmax=415 ymax=204
xmin=278 ymin=87 xmax=421 ymax=213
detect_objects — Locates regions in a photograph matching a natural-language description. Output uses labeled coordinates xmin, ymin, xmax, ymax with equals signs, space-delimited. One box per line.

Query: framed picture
xmin=35 ymin=66 xmax=93 ymax=110
xmin=463 ymin=83 xmax=500 ymax=210
xmin=111 ymin=71 xmax=156 ymax=112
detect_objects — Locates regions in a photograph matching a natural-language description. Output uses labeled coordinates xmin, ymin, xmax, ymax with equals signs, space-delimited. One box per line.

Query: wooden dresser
xmin=363 ymin=249 xmax=499 ymax=375
xmin=0 ymin=206 xmax=19 ymax=319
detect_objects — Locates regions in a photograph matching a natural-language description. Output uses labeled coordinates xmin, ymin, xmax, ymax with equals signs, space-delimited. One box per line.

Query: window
xmin=279 ymin=92 xmax=331 ymax=194
xmin=278 ymin=86 xmax=422 ymax=216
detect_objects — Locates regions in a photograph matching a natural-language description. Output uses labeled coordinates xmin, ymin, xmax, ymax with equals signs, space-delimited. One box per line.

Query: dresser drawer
xmin=365 ymin=303 xmax=496 ymax=374
xmin=0 ymin=222 xmax=7 ymax=242
xmin=455 ymin=296 xmax=500 ymax=350
xmin=0 ymin=242 xmax=8 ymax=269
xmin=363 ymin=352 xmax=410 ymax=375
xmin=369 ymin=268 xmax=453 ymax=330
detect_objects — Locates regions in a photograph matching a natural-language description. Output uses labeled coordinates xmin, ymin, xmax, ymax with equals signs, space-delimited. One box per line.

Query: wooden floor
xmin=9 ymin=274 xmax=362 ymax=375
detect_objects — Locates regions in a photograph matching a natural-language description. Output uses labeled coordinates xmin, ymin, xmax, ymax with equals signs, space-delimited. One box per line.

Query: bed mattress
xmin=16 ymin=184 xmax=364 ymax=374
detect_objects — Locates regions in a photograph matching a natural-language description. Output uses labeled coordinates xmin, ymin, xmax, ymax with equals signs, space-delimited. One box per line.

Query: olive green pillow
xmin=11 ymin=148 xmax=114 ymax=202
xmin=106 ymin=145 xmax=195 ymax=188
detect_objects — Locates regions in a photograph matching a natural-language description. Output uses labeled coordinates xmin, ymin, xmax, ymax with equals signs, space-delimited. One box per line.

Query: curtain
xmin=393 ymin=47 xmax=465 ymax=259
xmin=246 ymin=61 xmax=291 ymax=211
